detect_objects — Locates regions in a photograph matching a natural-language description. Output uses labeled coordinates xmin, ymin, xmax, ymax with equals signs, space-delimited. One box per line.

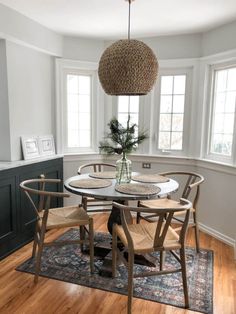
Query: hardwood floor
xmin=0 ymin=213 xmax=235 ymax=314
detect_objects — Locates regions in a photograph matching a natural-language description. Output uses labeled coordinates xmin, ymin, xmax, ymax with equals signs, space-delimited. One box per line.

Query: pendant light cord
xmin=128 ymin=0 xmax=131 ymax=41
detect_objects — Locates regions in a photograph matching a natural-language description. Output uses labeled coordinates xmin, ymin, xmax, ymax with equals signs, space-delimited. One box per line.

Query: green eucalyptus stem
xmin=99 ymin=117 xmax=148 ymax=183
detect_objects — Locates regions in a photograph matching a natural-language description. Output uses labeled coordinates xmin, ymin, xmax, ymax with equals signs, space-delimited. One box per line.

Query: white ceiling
xmin=0 ymin=0 xmax=236 ymax=39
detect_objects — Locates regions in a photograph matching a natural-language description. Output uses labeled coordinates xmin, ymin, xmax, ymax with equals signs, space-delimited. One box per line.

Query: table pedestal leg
xmin=102 ymin=202 xmax=157 ymax=274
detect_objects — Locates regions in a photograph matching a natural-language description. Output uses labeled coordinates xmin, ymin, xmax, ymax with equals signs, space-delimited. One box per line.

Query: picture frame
xmin=21 ymin=136 xmax=40 ymax=160
xmin=38 ymin=135 xmax=55 ymax=156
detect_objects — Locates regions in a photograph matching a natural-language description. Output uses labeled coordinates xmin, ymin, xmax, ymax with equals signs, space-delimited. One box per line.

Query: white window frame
xmin=205 ymin=62 xmax=236 ymax=164
xmin=152 ymin=67 xmax=192 ymax=156
xmin=56 ymin=59 xmax=100 ymax=154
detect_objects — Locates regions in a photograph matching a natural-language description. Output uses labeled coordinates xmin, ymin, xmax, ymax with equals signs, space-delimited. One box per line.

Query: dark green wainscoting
xmin=0 ymin=157 xmax=63 ymax=260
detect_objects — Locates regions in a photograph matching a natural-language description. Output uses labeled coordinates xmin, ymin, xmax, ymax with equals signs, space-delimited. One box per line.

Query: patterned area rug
xmin=16 ymin=229 xmax=213 ymax=314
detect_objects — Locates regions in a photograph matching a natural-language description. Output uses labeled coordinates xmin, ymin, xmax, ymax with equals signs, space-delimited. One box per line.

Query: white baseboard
xmin=198 ymin=222 xmax=236 ymax=259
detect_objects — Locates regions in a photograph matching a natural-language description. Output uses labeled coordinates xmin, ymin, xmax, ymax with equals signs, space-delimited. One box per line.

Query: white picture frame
xmin=38 ymin=135 xmax=55 ymax=156
xmin=21 ymin=136 xmax=40 ymax=160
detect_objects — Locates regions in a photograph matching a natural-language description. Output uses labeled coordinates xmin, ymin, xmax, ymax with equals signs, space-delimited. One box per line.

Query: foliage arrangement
xmin=99 ymin=116 xmax=148 ymax=156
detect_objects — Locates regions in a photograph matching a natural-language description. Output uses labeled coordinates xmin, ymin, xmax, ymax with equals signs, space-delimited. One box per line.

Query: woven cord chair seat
xmin=140 ymin=198 xmax=195 ymax=217
xmin=20 ymin=176 xmax=94 ymax=283
xmin=115 ymin=222 xmax=180 ymax=254
xmin=112 ymin=200 xmax=192 ymax=313
xmin=39 ymin=205 xmax=90 ymax=229
xmin=138 ymin=171 xmax=204 ymax=254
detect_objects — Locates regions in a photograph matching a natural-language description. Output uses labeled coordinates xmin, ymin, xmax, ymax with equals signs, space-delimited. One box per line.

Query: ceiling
xmin=0 ymin=0 xmax=236 ymax=39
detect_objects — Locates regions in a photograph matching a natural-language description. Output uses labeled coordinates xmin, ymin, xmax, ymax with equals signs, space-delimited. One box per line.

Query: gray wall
xmin=6 ymin=41 xmax=54 ymax=160
xmin=0 ymin=3 xmax=62 ymax=56
xmin=202 ymin=20 xmax=236 ymax=56
xmin=141 ymin=33 xmax=202 ymax=59
xmin=0 ymin=40 xmax=11 ymax=160
xmin=63 ymin=36 xmax=104 ymax=62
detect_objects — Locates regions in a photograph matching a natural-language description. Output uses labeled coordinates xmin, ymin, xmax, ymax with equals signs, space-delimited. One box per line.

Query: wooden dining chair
xmin=112 ymin=199 xmax=192 ymax=314
xmin=137 ymin=171 xmax=204 ymax=252
xmin=78 ymin=162 xmax=116 ymax=213
xmin=20 ymin=176 xmax=94 ymax=283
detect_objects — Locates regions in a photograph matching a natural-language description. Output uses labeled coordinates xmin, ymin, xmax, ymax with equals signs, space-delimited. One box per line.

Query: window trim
xmin=56 ymin=59 xmax=100 ymax=154
xmin=152 ymin=67 xmax=193 ymax=156
xmin=205 ymin=62 xmax=236 ymax=164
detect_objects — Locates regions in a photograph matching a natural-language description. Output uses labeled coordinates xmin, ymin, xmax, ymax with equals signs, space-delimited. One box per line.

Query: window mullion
xmin=170 ymin=76 xmax=174 ymax=149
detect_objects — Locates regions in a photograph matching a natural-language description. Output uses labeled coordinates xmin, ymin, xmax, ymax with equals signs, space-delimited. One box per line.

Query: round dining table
xmin=64 ymin=173 xmax=179 ymax=201
xmin=64 ymin=173 xmax=179 ymax=273
xmin=64 ymin=173 xmax=179 ymax=232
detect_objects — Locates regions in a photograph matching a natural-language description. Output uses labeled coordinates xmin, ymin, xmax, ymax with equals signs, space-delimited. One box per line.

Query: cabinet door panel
xmin=44 ymin=168 xmax=63 ymax=208
xmin=0 ymin=177 xmax=17 ymax=242
xmin=19 ymin=170 xmax=42 ymax=232
xmin=19 ymin=164 xmax=63 ymax=232
xmin=0 ymin=157 xmax=63 ymax=259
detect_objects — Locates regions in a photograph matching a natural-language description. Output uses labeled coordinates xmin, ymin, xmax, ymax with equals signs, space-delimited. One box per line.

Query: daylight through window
xmin=67 ymin=74 xmax=91 ymax=148
xmin=210 ymin=67 xmax=236 ymax=157
xmin=118 ymin=96 xmax=139 ymax=127
xmin=158 ymin=75 xmax=186 ymax=150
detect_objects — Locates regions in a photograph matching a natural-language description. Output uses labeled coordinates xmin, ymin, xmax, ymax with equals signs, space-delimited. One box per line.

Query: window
xmin=67 ymin=74 xmax=91 ymax=148
xmin=56 ymin=59 xmax=98 ymax=154
xmin=117 ymin=96 xmax=139 ymax=127
xmin=158 ymin=75 xmax=186 ymax=151
xmin=209 ymin=67 xmax=236 ymax=159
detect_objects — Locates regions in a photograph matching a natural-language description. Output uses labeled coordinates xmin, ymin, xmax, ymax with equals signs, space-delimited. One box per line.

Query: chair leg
xmin=32 ymin=224 xmax=39 ymax=258
xmin=193 ymin=211 xmax=200 ymax=253
xmin=112 ymin=228 xmax=117 ymax=278
xmin=180 ymin=247 xmax=189 ymax=308
xmin=127 ymin=252 xmax=134 ymax=314
xmin=34 ymin=228 xmax=46 ymax=284
xmin=80 ymin=226 xmax=85 ymax=252
xmin=136 ymin=212 xmax=141 ymax=224
xmin=159 ymin=251 xmax=166 ymax=271
xmin=88 ymin=219 xmax=94 ymax=273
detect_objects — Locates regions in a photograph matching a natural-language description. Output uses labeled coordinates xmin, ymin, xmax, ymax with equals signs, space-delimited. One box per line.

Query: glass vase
xmin=116 ymin=153 xmax=132 ymax=184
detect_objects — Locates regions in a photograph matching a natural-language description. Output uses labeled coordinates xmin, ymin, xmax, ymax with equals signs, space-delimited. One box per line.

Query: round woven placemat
xmin=69 ymin=179 xmax=111 ymax=189
xmin=89 ymin=171 xmax=116 ymax=179
xmin=115 ymin=183 xmax=160 ymax=196
xmin=132 ymin=174 xmax=169 ymax=184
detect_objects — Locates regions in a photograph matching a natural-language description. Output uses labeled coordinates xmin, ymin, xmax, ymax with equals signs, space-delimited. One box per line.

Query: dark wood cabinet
xmin=0 ymin=157 xmax=63 ymax=259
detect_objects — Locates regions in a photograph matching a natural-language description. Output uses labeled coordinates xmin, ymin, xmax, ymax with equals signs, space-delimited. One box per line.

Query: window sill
xmin=63 ymin=153 xmax=236 ymax=175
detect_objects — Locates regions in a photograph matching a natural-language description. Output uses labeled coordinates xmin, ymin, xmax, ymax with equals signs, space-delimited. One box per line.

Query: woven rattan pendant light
xmin=98 ymin=0 xmax=158 ymax=96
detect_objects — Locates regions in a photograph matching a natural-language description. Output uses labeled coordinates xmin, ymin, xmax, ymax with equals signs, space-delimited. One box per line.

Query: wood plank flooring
xmin=0 ymin=213 xmax=235 ymax=314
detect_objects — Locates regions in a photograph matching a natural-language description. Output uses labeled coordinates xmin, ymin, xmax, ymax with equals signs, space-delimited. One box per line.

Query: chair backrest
xmin=78 ymin=162 xmax=116 ymax=174
xmin=159 ymin=171 xmax=204 ymax=209
xmin=20 ymin=177 xmax=69 ymax=220
xmin=113 ymin=198 xmax=192 ymax=250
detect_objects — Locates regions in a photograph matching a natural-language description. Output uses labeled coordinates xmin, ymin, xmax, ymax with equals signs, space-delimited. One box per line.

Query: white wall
xmin=63 ymin=36 xmax=105 ymax=62
xmin=0 ymin=3 xmax=63 ymax=161
xmin=141 ymin=33 xmax=202 ymax=59
xmin=6 ymin=41 xmax=55 ymax=160
xmin=0 ymin=40 xmax=11 ymax=160
xmin=105 ymin=33 xmax=202 ymax=60
xmin=202 ymin=20 xmax=236 ymax=57
xmin=196 ymin=163 xmax=236 ymax=244
xmin=0 ymin=3 xmax=62 ymax=56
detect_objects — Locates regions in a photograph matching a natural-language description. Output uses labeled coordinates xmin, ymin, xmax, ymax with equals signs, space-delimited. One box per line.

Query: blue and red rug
xmin=16 ymin=229 xmax=213 ymax=314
